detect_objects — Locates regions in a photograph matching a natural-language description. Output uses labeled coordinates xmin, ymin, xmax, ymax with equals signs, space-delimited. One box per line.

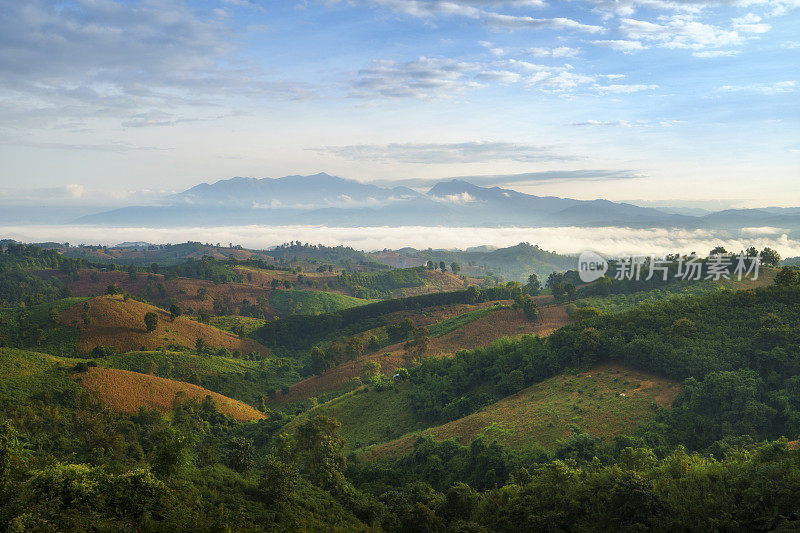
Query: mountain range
xmin=74 ymin=173 xmax=800 ymax=234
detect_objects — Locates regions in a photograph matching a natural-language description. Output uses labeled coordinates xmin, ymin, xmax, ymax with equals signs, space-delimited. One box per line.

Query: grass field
xmin=59 ymin=296 xmax=269 ymax=355
xmin=269 ymin=289 xmax=375 ymax=315
xmin=0 ymin=348 xmax=78 ymax=404
xmin=426 ymin=304 xmax=505 ymax=337
xmin=209 ymin=315 xmax=266 ymax=336
xmin=74 ymin=367 xmax=266 ymax=421
xmin=363 ymin=364 xmax=680 ymax=460
xmin=285 ymin=385 xmax=428 ymax=451
xmin=97 ymin=350 xmax=299 ymax=404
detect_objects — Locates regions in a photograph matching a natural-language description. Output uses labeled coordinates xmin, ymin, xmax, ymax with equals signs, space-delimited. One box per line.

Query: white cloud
xmin=0 ymin=0 xmax=308 ymax=129
xmin=692 ymin=49 xmax=739 ymax=57
xmin=485 ymin=13 xmax=604 ymax=32
xmin=528 ymin=46 xmax=581 ymax=57
xmin=350 ymin=57 xmax=482 ymax=99
xmin=620 ymin=16 xmax=743 ymax=50
xmin=5 ymin=225 xmax=800 ymax=258
xmin=571 ymin=119 xmax=678 ymax=126
xmin=309 ymin=141 xmax=578 ymax=163
xmin=476 ymin=70 xmax=522 ymax=83
xmin=718 ymin=80 xmax=796 ymax=94
xmin=594 ymin=83 xmax=659 ymax=93
xmin=592 ymin=39 xmax=647 ymax=53
xmin=432 ymin=192 xmax=478 ymax=204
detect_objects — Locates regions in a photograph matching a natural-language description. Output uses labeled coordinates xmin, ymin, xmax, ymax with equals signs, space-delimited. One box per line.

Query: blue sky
xmin=0 ymin=0 xmax=798 ymax=207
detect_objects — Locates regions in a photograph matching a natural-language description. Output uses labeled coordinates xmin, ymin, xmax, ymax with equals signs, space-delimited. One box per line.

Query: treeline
xmin=0 ymin=243 xmax=79 ymax=306
xmin=338 ymin=267 xmax=426 ymax=299
xmin=256 ymin=284 xmax=523 ymax=351
xmin=348 ymin=435 xmax=800 ymax=531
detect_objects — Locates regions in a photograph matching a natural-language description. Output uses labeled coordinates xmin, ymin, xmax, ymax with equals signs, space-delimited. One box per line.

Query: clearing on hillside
xmin=42 ymin=268 xmax=277 ymax=317
xmin=59 ymin=296 xmax=269 ymax=355
xmin=276 ymin=303 xmax=569 ymax=403
xmin=74 ymin=367 xmax=265 ymax=422
xmin=269 ymin=289 xmax=375 ymax=315
xmin=363 ymin=364 xmax=680 ymax=460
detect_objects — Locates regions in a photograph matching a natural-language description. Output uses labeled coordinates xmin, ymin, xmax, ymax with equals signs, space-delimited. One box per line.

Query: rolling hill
xmin=58 ymin=295 xmax=269 ymax=355
xmin=276 ymin=301 xmax=569 ymax=403
xmin=74 ymin=367 xmax=266 ymax=421
xmin=362 ymin=364 xmax=679 ymax=459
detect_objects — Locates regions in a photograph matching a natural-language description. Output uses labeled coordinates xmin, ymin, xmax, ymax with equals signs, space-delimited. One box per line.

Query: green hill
xmin=268 ymin=289 xmax=375 ymax=315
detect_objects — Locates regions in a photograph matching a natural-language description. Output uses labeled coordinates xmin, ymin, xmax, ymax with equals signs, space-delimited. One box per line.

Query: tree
xmin=761 ymin=247 xmax=781 ymax=267
xmin=0 ymin=420 xmax=20 ymax=490
xmin=775 ymin=266 xmax=799 ymax=286
xmin=169 ymin=304 xmax=181 ymax=322
xmin=709 ymin=246 xmax=728 ymax=256
xmin=144 ymin=311 xmax=158 ymax=333
xmin=195 ymin=338 xmax=208 ymax=353
xmin=439 ymin=261 xmax=447 ymax=272
xmin=563 ymin=283 xmax=576 ymax=302
xmin=295 ymin=416 xmax=346 ymax=489
xmin=228 ymin=437 xmax=255 ymax=472
xmin=150 ymin=263 xmax=159 ymax=274
xmin=346 ymin=336 xmax=365 ymax=360
xmin=259 ymin=454 xmax=298 ymax=504
xmin=525 ymin=273 xmax=542 ymax=295
xmin=127 ymin=264 xmax=137 ymax=279
xmin=573 ymin=307 xmax=601 ymax=321
xmin=513 ymin=294 xmax=539 ymax=321
xmin=450 ymin=262 xmax=461 ymax=275
xmin=361 ymin=361 xmax=381 ymax=381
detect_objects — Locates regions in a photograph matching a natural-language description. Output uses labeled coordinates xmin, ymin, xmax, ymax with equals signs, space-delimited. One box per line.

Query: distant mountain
xmin=171 ymin=172 xmax=419 ymax=208
xmin=73 ymin=172 xmax=800 ymax=234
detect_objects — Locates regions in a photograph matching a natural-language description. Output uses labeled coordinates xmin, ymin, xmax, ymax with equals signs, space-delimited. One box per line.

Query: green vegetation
xmin=338 ymin=267 xmax=426 ymax=298
xmin=257 ymin=283 xmax=523 ymax=351
xmin=0 ymin=298 xmax=84 ymax=356
xmin=426 ymin=304 xmax=502 ymax=337
xmin=4 ymin=238 xmax=800 ymax=531
xmin=269 ymin=289 xmax=374 ymax=316
xmin=98 ymin=350 xmax=300 ymax=405
xmin=209 ymin=315 xmax=266 ymax=336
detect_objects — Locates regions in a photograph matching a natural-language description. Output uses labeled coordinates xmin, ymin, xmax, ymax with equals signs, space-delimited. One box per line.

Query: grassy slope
xmin=269 ymin=289 xmax=375 ymax=315
xmin=285 ymin=385 xmax=426 ymax=452
xmin=577 ymin=270 xmax=775 ymax=314
xmin=59 ymin=295 xmax=269 ymax=355
xmin=362 ymin=364 xmax=680 ymax=460
xmin=96 ymin=350 xmax=298 ymax=404
xmin=0 ymin=348 xmax=78 ymax=404
xmin=274 ymin=303 xmax=569 ymax=404
xmin=74 ymin=367 xmax=265 ymax=422
xmin=209 ymin=315 xmax=266 ymax=336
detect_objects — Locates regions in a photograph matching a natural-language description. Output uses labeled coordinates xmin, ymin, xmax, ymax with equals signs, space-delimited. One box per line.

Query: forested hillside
xmin=3 ymin=239 xmax=800 ymax=531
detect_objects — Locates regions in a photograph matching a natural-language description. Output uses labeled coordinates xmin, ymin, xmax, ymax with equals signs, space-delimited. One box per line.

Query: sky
xmin=0 ymin=0 xmax=798 ymax=208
